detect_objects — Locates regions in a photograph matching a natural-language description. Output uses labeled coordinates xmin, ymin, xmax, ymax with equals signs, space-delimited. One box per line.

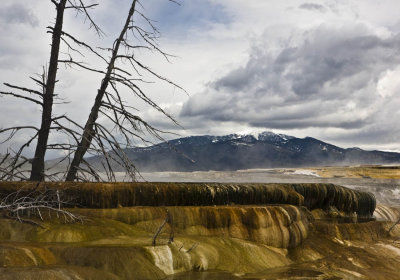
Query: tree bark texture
xmin=30 ymin=0 xmax=67 ymax=181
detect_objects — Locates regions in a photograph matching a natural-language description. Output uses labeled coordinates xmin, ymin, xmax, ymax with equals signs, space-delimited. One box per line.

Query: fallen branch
xmin=152 ymin=209 xmax=174 ymax=246
xmin=388 ymin=216 xmax=400 ymax=234
xmin=0 ymin=186 xmax=80 ymax=226
xmin=186 ymin=242 xmax=199 ymax=253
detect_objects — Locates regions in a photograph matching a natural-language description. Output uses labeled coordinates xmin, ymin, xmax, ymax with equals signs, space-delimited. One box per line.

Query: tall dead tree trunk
xmin=1 ymin=0 xmax=103 ymax=181
xmin=65 ymin=1 xmax=138 ymax=181
xmin=30 ymin=0 xmax=67 ymax=181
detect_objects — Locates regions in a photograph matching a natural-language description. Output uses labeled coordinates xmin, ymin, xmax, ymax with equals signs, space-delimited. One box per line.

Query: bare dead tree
xmin=0 ymin=0 xmax=103 ymax=181
xmin=64 ymin=0 xmax=184 ymax=182
xmin=1 ymin=0 xmax=183 ymax=182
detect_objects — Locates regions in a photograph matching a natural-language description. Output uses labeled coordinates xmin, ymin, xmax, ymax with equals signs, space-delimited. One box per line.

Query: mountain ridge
xmin=87 ymin=131 xmax=400 ymax=172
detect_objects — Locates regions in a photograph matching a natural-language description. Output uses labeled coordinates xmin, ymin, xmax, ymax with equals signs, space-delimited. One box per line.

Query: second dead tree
xmin=65 ymin=0 xmax=183 ymax=182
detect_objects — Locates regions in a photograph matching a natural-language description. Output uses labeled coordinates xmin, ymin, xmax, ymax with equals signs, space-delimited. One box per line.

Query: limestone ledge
xmin=0 ymin=182 xmax=375 ymax=217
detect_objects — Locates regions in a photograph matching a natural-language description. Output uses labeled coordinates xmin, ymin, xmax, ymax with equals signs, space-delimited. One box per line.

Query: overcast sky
xmin=1 ymin=0 xmax=400 ymax=158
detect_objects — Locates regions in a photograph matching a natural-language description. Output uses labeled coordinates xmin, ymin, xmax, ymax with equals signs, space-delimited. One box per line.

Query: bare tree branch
xmin=66 ymin=0 xmax=104 ymax=36
xmin=0 ymin=91 xmax=43 ymax=106
xmin=3 ymin=83 xmax=43 ymax=97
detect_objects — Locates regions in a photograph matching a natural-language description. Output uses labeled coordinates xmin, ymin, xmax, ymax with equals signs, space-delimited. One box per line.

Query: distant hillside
xmin=86 ymin=131 xmax=400 ymax=172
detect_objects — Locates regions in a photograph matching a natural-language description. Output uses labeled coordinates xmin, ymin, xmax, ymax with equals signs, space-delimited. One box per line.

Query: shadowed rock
xmin=290 ymin=183 xmax=375 ymax=217
xmin=0 ymin=182 xmax=375 ymax=218
xmin=1 ymin=182 xmax=305 ymax=208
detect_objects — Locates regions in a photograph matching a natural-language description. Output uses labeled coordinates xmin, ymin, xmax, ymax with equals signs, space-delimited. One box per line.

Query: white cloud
xmin=377 ymin=67 xmax=400 ymax=98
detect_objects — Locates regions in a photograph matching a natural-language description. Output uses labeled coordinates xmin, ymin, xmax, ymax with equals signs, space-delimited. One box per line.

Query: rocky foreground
xmin=0 ymin=182 xmax=399 ymax=279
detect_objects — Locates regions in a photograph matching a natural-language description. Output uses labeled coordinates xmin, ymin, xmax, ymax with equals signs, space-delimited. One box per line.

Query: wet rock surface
xmin=0 ymin=181 xmax=399 ymax=279
xmin=71 ymin=205 xmax=310 ymax=249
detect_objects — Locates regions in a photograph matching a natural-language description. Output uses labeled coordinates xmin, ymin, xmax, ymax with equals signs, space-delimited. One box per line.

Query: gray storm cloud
xmin=180 ymin=24 xmax=400 ymax=135
xmin=0 ymin=4 xmax=39 ymax=27
xmin=298 ymin=3 xmax=327 ymax=12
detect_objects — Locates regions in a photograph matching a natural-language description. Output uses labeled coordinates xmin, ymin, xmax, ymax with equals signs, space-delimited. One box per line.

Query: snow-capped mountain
xmin=88 ymin=131 xmax=400 ymax=172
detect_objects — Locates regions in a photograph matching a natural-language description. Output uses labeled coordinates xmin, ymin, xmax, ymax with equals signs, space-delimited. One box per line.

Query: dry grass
xmin=310 ymin=166 xmax=400 ymax=179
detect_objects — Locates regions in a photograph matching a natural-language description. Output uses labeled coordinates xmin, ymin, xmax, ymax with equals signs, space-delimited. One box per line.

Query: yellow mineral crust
xmin=1 ymin=182 xmax=399 ymax=279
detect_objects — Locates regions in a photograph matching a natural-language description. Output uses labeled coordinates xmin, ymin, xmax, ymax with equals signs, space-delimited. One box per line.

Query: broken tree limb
xmin=152 ymin=210 xmax=174 ymax=246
